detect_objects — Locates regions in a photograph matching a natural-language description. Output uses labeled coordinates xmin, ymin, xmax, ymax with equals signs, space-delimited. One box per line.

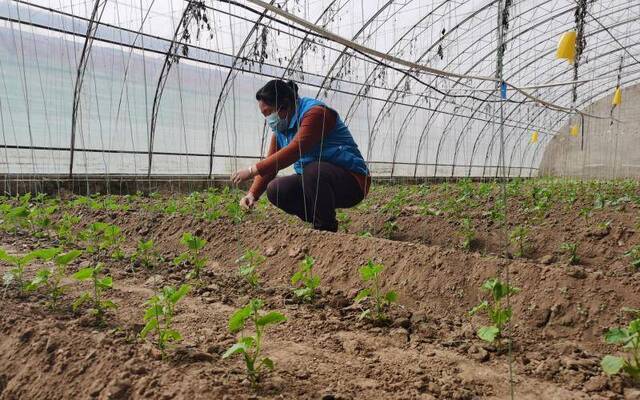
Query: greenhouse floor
xmin=1 ymin=180 xmax=639 ymax=399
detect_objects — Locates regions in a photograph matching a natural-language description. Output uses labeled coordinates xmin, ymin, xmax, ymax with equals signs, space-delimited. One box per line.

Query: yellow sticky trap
xmin=556 ymin=31 xmax=577 ymax=64
xmin=530 ymin=131 xmax=538 ymax=144
xmin=612 ymin=86 xmax=622 ymax=106
xmin=570 ymin=124 xmax=579 ymax=137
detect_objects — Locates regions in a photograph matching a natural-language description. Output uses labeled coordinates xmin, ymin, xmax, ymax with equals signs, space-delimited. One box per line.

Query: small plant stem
xmin=373 ymin=277 xmax=382 ymax=319
xmin=254 ymin=317 xmax=262 ymax=378
xmin=154 ymin=297 xmax=164 ymax=352
xmin=92 ymin=273 xmax=101 ymax=320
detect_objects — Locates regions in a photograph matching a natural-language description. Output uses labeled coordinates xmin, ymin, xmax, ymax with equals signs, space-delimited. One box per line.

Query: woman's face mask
xmin=266 ymin=111 xmax=288 ymax=132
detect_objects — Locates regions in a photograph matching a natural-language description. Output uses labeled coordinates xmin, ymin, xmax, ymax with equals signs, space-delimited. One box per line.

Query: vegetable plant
xmin=0 ymin=204 xmax=30 ymax=233
xmin=79 ymin=222 xmax=125 ymax=260
xmin=27 ymin=249 xmax=82 ymax=307
xmin=223 ymin=299 xmax=286 ymax=386
xmin=55 ymin=213 xmax=81 ymax=245
xmin=469 ymin=277 xmax=520 ymax=344
xmin=28 ymin=204 xmax=58 ymax=237
xmin=381 ymin=188 xmax=408 ymax=218
xmin=509 ymin=225 xmax=530 ymax=258
xmin=226 ymin=201 xmax=245 ymax=224
xmin=72 ymin=263 xmax=117 ymax=324
xmin=624 ymin=245 xmax=640 ymax=270
xmin=560 ymin=242 xmax=580 ymax=265
xmin=237 ymin=249 xmax=265 ymax=288
xmin=131 ymin=239 xmax=157 ymax=270
xmin=382 ymin=220 xmax=399 ymax=239
xmin=173 ymin=232 xmax=207 ymax=279
xmin=458 ymin=217 xmax=476 ymax=251
xmin=601 ymin=308 xmax=640 ymax=382
xmin=336 ymin=211 xmax=350 ymax=232
xmin=291 ymin=255 xmax=320 ymax=302
xmin=487 ymin=198 xmax=506 ymax=223
xmin=140 ymin=284 xmax=190 ymax=354
xmin=354 ymin=260 xmax=397 ymax=322
xmin=1 ymin=248 xmax=40 ymax=291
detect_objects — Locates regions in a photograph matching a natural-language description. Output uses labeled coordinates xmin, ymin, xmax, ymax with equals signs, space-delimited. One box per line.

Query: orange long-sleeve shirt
xmin=249 ymin=106 xmax=370 ymax=199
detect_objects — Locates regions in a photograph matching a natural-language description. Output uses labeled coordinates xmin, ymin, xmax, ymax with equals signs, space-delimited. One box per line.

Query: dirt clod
xmin=467 ymin=345 xmax=489 ymax=363
xmin=624 ymin=388 xmax=640 ymax=400
xmin=583 ymin=375 xmax=608 ymax=393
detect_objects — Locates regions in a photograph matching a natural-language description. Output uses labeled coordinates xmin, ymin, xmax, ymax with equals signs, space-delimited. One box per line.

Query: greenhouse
xmin=0 ymin=0 xmax=639 ymax=399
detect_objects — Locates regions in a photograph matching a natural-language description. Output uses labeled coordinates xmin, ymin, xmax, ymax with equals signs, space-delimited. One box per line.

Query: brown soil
xmin=1 ymin=192 xmax=640 ymax=400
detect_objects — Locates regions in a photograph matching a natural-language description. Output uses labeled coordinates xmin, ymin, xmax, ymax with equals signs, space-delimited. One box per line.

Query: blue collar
xmin=287 ymin=98 xmax=301 ymax=130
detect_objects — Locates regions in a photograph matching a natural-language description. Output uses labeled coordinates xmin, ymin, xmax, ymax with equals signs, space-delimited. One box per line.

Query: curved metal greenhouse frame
xmin=1 ymin=0 xmax=638 ymax=179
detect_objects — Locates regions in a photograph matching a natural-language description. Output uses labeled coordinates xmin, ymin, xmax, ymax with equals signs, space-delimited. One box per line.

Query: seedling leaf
xmin=229 ymin=305 xmax=252 ymax=333
xmin=73 ymin=268 xmax=93 ymax=280
xmin=222 ymin=342 xmax=248 ymax=359
xmin=261 ymin=357 xmax=274 ymax=371
xmin=256 ymin=312 xmax=286 ymax=327
xmin=605 ymin=328 xmax=629 ymax=344
xmin=354 ymin=289 xmax=370 ymax=302
xmin=477 ymin=326 xmax=500 ymax=343
xmin=55 ymin=250 xmax=82 ymax=266
xmin=384 ymin=291 xmax=398 ymax=303
xmin=601 ymin=355 xmax=625 ymax=375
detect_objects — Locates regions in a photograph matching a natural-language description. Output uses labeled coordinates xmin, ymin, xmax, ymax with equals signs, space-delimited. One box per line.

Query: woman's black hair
xmin=255 ymin=79 xmax=299 ymax=110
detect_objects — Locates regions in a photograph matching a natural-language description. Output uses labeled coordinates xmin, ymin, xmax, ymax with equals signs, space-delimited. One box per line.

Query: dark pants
xmin=266 ymin=161 xmax=364 ymax=232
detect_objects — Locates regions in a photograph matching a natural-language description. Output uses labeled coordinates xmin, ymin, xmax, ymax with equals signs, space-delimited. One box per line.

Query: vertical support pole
xmin=495 ymin=1 xmax=515 ymax=399
xmin=147 ymin=2 xmax=195 ymax=179
xmin=69 ymin=0 xmax=108 ymax=178
xmin=208 ymin=0 xmax=277 ymax=179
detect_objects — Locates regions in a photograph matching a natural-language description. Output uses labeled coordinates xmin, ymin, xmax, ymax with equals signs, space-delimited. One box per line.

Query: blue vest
xmin=273 ymin=97 xmax=369 ymax=176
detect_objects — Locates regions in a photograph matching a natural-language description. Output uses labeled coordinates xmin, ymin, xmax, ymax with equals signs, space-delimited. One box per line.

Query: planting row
xmin=1 ymin=190 xmax=639 ymax=387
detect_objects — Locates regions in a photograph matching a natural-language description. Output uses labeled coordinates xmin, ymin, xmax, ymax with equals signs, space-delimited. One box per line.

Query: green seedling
xmin=419 ymin=202 xmax=441 ymax=216
xmin=381 ymin=188 xmax=408 ymax=218
xmin=131 ymin=239 xmax=157 ymax=270
xmin=509 ymin=225 xmax=530 ymax=258
xmin=336 ymin=211 xmax=350 ymax=232
xmin=1 ymin=248 xmax=41 ymax=291
xmin=173 ymin=232 xmax=207 ymax=279
xmin=601 ymin=308 xmax=640 ymax=382
xmin=487 ymin=198 xmax=506 ymax=223
xmin=226 ymin=201 xmax=245 ymax=224
xmin=55 ymin=213 xmax=81 ymax=245
xmin=596 ymin=220 xmax=611 ymax=232
xmin=560 ymin=242 xmax=580 ymax=265
xmin=163 ymin=200 xmax=178 ymax=215
xmin=458 ymin=217 xmax=476 ymax=251
xmin=579 ymin=207 xmax=592 ymax=221
xmin=354 ymin=260 xmax=397 ymax=322
xmin=291 ymin=255 xmax=320 ymax=302
xmin=72 ymin=263 xmax=117 ymax=324
xmin=28 ymin=204 xmax=58 ymax=237
xmin=140 ymin=284 xmax=190 ymax=354
xmin=528 ymin=186 xmax=552 ymax=218
xmin=469 ymin=277 xmax=520 ymax=344
xmin=382 ymin=220 xmax=399 ymax=239
xmin=27 ymin=249 xmax=82 ymax=308
xmin=624 ymin=245 xmax=640 ymax=270
xmin=223 ymin=299 xmax=286 ymax=386
xmin=0 ymin=204 xmax=30 ymax=233
xmin=79 ymin=222 xmax=125 ymax=260
xmin=237 ymin=249 xmax=266 ymax=288
xmin=358 ymin=230 xmax=373 ymax=238
xmin=178 ymin=192 xmax=202 ymax=216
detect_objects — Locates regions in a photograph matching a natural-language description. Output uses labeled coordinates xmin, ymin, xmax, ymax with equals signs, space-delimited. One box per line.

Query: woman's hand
xmin=239 ymin=192 xmax=256 ymax=210
xmin=231 ymin=165 xmax=257 ymax=185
